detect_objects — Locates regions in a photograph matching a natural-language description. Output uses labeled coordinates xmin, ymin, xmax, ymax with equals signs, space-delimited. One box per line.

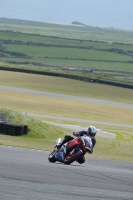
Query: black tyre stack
xmin=0 ymin=122 xmax=5 ymax=133
xmin=0 ymin=112 xmax=29 ymax=136
xmin=0 ymin=123 xmax=29 ymax=136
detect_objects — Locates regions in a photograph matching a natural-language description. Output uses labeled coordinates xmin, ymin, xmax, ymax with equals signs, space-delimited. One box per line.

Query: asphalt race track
xmin=0 ymin=146 xmax=133 ymax=200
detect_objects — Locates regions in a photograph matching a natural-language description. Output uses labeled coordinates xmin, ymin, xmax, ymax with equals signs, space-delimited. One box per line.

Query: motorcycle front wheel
xmin=64 ymin=150 xmax=82 ymax=165
xmin=48 ymin=150 xmax=56 ymax=163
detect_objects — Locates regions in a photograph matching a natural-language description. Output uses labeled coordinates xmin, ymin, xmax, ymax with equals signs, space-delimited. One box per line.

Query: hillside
xmin=0 ymin=18 xmax=133 ymax=86
xmin=1 ymin=18 xmax=133 ymax=34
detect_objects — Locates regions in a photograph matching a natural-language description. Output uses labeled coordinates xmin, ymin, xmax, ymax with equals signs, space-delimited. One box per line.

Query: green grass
xmin=1 ymin=31 xmax=133 ymax=51
xmin=0 ymin=70 xmax=133 ymax=104
xmin=1 ymin=57 xmax=133 ymax=73
xmin=1 ymin=90 xmax=133 ymax=125
xmin=4 ymin=44 xmax=131 ymax=62
xmin=92 ymin=131 xmax=133 ymax=162
xmin=0 ymin=108 xmax=133 ymax=162
xmin=0 ymin=21 xmax=133 ymax=162
xmin=0 ymin=71 xmax=133 ymax=162
xmin=0 ymin=108 xmax=66 ymax=140
xmin=1 ymin=28 xmax=133 ymax=85
xmin=1 ymin=23 xmax=133 ymax=44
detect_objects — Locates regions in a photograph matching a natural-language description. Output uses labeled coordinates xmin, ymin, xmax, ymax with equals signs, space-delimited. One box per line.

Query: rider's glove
xmin=56 ymin=144 xmax=62 ymax=149
xmin=73 ymin=132 xmax=80 ymax=137
xmin=73 ymin=132 xmax=76 ymax=136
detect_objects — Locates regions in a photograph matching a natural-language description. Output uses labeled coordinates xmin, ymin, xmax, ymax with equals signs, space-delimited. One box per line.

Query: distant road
xmin=0 ymin=85 xmax=133 ymax=109
xmin=26 ymin=112 xmax=133 ymax=129
xmin=24 ymin=113 xmax=133 ymax=138
xmin=1 ymin=85 xmax=133 ymax=139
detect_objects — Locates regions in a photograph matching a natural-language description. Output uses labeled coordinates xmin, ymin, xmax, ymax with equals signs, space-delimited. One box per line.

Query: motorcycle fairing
xmin=67 ymin=138 xmax=80 ymax=150
xmin=55 ymin=148 xmax=66 ymax=163
xmin=74 ymin=146 xmax=83 ymax=153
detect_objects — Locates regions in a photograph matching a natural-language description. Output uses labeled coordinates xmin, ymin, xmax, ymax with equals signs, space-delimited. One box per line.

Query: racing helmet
xmin=87 ymin=126 xmax=97 ymax=137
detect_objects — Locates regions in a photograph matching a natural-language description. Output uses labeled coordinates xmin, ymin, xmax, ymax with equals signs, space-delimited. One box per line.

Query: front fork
xmin=68 ymin=147 xmax=83 ymax=156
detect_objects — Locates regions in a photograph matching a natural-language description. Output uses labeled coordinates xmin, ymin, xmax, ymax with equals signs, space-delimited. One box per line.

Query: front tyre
xmin=64 ymin=150 xmax=82 ymax=165
xmin=48 ymin=151 xmax=56 ymax=163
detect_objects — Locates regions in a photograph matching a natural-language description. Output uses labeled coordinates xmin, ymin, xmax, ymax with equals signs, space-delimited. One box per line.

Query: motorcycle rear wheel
xmin=48 ymin=151 xmax=56 ymax=163
xmin=64 ymin=150 xmax=82 ymax=165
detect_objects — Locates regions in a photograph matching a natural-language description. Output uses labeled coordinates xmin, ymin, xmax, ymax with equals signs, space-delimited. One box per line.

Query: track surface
xmin=1 ymin=85 xmax=133 ymax=110
xmin=0 ymin=146 xmax=133 ymax=200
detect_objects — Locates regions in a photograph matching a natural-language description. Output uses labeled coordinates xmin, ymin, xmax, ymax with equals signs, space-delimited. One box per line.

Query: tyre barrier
xmin=0 ymin=123 xmax=5 ymax=133
xmin=0 ymin=123 xmax=29 ymax=136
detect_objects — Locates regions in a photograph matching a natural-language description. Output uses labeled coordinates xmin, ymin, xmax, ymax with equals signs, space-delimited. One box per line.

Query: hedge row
xmin=0 ymin=123 xmax=28 ymax=136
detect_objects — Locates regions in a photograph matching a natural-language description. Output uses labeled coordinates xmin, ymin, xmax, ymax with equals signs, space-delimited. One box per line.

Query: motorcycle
xmin=48 ymin=135 xmax=93 ymax=165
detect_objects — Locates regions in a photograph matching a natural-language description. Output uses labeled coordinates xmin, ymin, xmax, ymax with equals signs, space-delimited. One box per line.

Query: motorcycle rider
xmin=57 ymin=126 xmax=97 ymax=164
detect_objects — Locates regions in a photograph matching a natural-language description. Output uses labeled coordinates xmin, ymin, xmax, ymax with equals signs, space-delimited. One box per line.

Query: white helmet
xmin=87 ymin=126 xmax=97 ymax=137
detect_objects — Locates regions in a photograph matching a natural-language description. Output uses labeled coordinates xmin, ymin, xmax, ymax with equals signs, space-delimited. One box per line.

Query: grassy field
xmin=1 ymin=90 xmax=133 ymax=125
xmin=0 ymin=71 xmax=133 ymax=103
xmin=0 ymin=23 xmax=133 ymax=84
xmin=0 ymin=109 xmax=133 ymax=162
xmin=0 ymin=20 xmax=133 ymax=162
xmin=4 ymin=44 xmax=131 ymax=62
xmin=0 ymin=71 xmax=133 ymax=162
xmin=1 ymin=31 xmax=133 ymax=50
xmin=1 ymin=58 xmax=133 ymax=74
xmin=1 ymin=23 xmax=133 ymax=44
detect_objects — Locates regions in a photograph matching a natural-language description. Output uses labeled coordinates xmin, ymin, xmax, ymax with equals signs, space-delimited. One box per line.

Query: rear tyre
xmin=64 ymin=150 xmax=82 ymax=165
xmin=48 ymin=151 xmax=56 ymax=163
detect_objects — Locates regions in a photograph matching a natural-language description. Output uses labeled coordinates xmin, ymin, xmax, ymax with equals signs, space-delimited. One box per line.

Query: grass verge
xmin=0 ymin=108 xmax=67 ymax=140
xmin=0 ymin=70 xmax=133 ymax=104
xmin=0 ymin=90 xmax=133 ymax=125
xmin=0 ymin=109 xmax=133 ymax=162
